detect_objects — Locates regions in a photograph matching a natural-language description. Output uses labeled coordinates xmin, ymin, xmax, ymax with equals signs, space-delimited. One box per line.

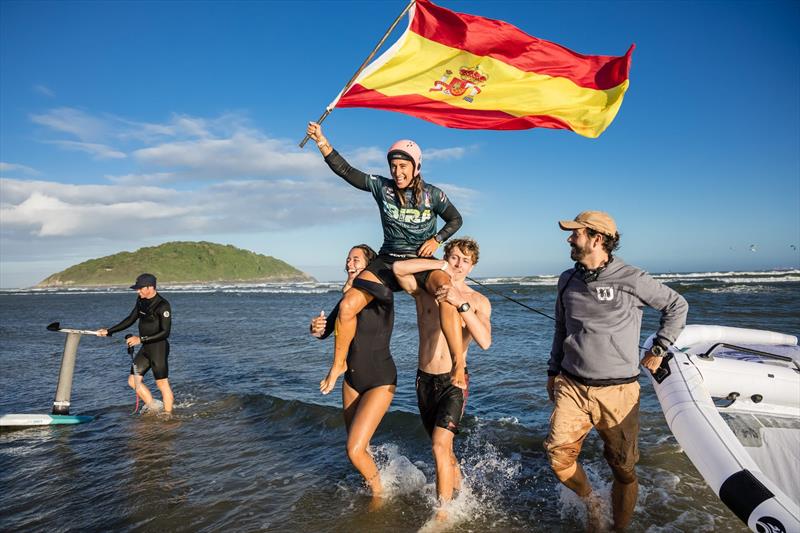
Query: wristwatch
xmin=650 ymin=342 xmax=666 ymax=357
xmin=457 ymin=302 xmax=471 ymax=313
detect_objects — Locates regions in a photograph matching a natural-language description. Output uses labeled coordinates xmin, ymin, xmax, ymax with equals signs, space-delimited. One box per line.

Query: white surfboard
xmin=0 ymin=413 xmax=94 ymax=426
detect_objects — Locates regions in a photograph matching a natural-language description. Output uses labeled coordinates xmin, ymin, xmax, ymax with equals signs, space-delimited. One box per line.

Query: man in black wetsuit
xmin=99 ymin=273 xmax=174 ymax=413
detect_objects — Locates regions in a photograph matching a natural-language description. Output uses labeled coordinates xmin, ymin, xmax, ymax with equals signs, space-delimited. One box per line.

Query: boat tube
xmin=647 ymin=324 xmax=800 ymax=533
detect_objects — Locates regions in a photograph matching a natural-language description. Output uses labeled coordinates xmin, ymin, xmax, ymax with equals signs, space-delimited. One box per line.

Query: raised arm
xmin=392 ymin=258 xmax=448 ymax=294
xmin=306 ymin=121 xmax=371 ymax=191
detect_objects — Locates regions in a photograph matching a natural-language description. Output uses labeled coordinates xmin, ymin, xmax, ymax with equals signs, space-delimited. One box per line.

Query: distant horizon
xmin=4 ymin=246 xmax=798 ymax=291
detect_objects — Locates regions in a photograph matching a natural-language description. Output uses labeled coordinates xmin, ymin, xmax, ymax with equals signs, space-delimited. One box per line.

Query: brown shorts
xmin=543 ymin=374 xmax=640 ymax=475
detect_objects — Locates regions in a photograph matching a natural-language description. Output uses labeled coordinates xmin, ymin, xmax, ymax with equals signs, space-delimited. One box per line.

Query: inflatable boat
xmin=647 ymin=324 xmax=800 ymax=532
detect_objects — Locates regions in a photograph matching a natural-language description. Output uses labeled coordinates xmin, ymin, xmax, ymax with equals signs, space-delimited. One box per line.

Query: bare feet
xmin=368 ymin=494 xmax=386 ymax=511
xmin=365 ymin=470 xmax=385 ymax=511
xmin=319 ymin=362 xmax=346 ymax=394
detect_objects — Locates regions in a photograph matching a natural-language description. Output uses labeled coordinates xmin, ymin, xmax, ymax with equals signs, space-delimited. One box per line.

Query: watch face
xmin=458 ymin=303 xmax=470 ymax=313
xmin=651 ymin=344 xmax=665 ymax=356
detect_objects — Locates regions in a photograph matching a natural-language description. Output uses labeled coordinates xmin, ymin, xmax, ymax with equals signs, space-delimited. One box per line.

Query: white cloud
xmin=0 ymin=177 xmax=369 ymax=241
xmin=105 ymin=172 xmax=178 ymax=185
xmin=0 ymin=162 xmax=40 ymax=176
xmin=30 ymin=107 xmax=109 ymax=141
xmin=33 ymin=84 xmax=55 ymax=97
xmin=2 ymin=191 xmax=189 ymax=236
xmin=46 ymin=140 xmax=127 ymax=159
xmin=425 ymin=146 xmax=469 ymax=160
xmin=27 ymin=107 xmax=472 ymax=182
xmin=0 ymin=179 xmax=176 ymax=206
xmin=133 ymin=133 xmax=328 ymax=178
xmin=1 ymin=175 xmax=477 ymax=242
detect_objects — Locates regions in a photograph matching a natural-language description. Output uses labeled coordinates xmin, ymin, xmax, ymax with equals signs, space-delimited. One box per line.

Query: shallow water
xmin=1 ymin=270 xmax=798 ymax=532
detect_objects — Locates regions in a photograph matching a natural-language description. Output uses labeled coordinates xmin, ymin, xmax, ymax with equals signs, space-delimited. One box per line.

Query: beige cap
xmin=559 ymin=211 xmax=617 ymax=237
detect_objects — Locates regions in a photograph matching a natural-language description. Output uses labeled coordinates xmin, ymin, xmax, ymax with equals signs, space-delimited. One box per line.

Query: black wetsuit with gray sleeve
xmin=108 ymin=294 xmax=172 ymax=380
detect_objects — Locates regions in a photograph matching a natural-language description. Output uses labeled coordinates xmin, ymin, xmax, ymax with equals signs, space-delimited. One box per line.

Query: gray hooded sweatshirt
xmin=549 ymin=257 xmax=688 ymax=385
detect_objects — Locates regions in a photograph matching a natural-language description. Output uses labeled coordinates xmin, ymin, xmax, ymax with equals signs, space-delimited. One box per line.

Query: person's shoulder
xmin=422 ymin=180 xmax=446 ymax=196
xmin=558 ymin=267 xmax=576 ymax=281
xmin=611 ymin=258 xmax=648 ymax=278
xmin=155 ymin=294 xmax=171 ymax=308
xmin=424 ymin=182 xmax=451 ymax=206
xmin=368 ymin=174 xmax=392 ymax=193
xmin=470 ymin=288 xmax=491 ymax=311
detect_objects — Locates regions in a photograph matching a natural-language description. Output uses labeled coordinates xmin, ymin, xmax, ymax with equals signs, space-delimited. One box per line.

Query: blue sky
xmin=1 ymin=0 xmax=798 ymax=288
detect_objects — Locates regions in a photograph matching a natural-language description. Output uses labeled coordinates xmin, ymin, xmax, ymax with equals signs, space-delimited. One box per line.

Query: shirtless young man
xmin=393 ymin=237 xmax=492 ymax=517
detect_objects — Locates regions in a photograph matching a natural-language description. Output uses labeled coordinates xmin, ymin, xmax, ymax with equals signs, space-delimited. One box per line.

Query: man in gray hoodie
xmin=544 ymin=211 xmax=688 ymax=530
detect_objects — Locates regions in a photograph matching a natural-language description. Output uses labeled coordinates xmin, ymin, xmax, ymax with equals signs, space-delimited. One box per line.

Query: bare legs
xmin=552 ymin=462 xmax=637 ymax=531
xmin=323 ymin=272 xmax=379 ymax=394
xmin=342 ymin=381 xmax=395 ymax=501
xmin=156 ymin=378 xmax=174 ymax=413
xmin=552 ymin=462 xmax=602 ymax=531
xmin=425 ymin=270 xmax=464 ymax=386
xmin=431 ymin=427 xmax=462 ymax=519
xmin=127 ymin=375 xmax=174 ymax=413
xmin=552 ymin=462 xmax=592 ymax=497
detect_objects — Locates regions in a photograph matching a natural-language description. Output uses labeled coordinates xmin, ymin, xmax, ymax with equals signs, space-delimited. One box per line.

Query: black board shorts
xmin=416 ymin=368 xmax=469 ymax=436
xmin=131 ymin=341 xmax=170 ymax=380
xmin=365 ymin=253 xmax=433 ymax=292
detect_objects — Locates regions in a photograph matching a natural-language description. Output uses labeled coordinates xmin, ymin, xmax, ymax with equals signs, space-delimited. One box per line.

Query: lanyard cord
xmin=466 ymin=276 xmax=556 ymax=321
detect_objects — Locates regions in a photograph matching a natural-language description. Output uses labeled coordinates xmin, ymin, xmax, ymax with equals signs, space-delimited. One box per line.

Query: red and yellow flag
xmin=332 ymin=0 xmax=634 ymax=138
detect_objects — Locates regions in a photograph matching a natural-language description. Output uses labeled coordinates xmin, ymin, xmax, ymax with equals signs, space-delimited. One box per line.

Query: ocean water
xmin=1 ymin=269 xmax=798 ymax=532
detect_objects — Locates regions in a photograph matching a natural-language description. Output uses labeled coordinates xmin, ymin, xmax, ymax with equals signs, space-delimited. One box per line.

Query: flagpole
xmin=299 ymin=0 xmax=416 ymax=148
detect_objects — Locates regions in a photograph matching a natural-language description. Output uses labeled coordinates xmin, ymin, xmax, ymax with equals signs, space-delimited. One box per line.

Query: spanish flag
xmin=332 ymin=0 xmax=634 ymax=138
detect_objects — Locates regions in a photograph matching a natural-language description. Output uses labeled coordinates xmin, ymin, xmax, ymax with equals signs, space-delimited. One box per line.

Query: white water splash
xmin=557 ymin=464 xmax=614 ymax=530
xmin=138 ymin=399 xmax=164 ymax=415
xmin=416 ymin=428 xmax=523 ymax=531
xmin=372 ymin=443 xmax=427 ymax=497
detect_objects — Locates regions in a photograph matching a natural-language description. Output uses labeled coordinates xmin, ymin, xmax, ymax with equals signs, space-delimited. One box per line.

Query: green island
xmin=36 ymin=241 xmax=315 ymax=287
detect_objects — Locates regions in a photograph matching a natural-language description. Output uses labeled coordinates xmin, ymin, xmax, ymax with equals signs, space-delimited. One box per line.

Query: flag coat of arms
xmin=331 ymin=0 xmax=634 ymax=138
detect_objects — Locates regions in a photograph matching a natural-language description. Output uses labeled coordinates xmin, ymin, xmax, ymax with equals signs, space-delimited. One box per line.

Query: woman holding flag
xmin=305 ymin=121 xmax=467 ymax=397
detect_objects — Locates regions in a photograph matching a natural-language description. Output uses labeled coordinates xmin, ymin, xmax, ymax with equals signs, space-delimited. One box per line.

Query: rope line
xmin=466 ymin=276 xmax=556 ymax=321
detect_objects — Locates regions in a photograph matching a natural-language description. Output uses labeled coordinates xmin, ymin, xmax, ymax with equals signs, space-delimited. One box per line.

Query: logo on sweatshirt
xmin=596 ymin=287 xmax=615 ymax=301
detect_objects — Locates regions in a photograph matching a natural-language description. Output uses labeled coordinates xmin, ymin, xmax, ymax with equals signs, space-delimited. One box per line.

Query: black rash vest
xmin=324 ymin=149 xmax=463 ymax=255
xmin=107 ymin=293 xmax=172 ymax=344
